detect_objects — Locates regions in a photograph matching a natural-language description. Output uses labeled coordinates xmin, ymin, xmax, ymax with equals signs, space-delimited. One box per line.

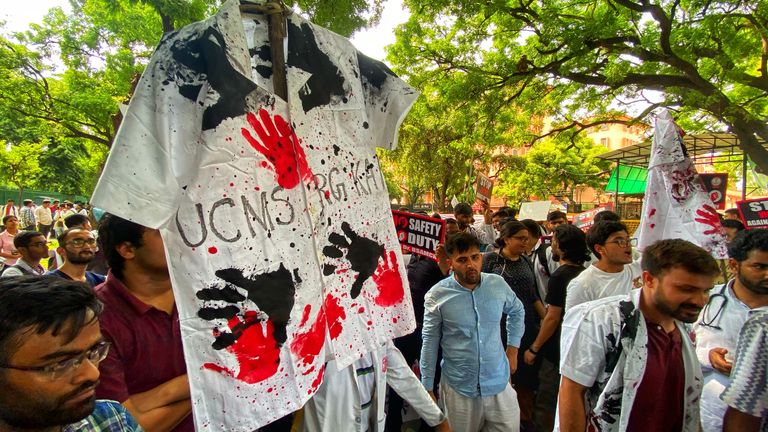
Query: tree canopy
xmin=0 ymin=0 xmax=383 ymax=196
xmin=391 ymin=0 xmax=768 ymax=172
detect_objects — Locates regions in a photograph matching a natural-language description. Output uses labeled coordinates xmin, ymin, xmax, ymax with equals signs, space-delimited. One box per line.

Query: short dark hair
xmin=57 ymin=227 xmax=90 ymax=246
xmin=453 ymin=203 xmax=473 ymax=216
xmin=553 ymin=224 xmax=591 ymax=265
xmin=586 ymin=221 xmax=628 ymax=259
xmin=445 ymin=232 xmax=481 ymax=256
xmin=499 ymin=206 xmax=517 ymax=219
xmin=724 ymin=208 xmax=739 ymax=216
xmin=722 ymin=219 xmax=745 ymax=231
xmin=64 ymin=213 xmax=89 ymax=229
xmin=492 ymin=209 xmax=512 ymax=219
xmin=547 ymin=210 xmax=567 ymax=222
xmin=2 ymin=215 xmax=16 ymax=225
xmin=519 ymin=219 xmax=541 ymax=239
xmin=728 ymin=229 xmax=768 ymax=262
xmin=593 ymin=210 xmax=621 ymax=224
xmin=445 ymin=218 xmax=458 ymax=225
xmin=642 ymin=239 xmax=719 ymax=278
xmin=13 ymin=231 xmax=45 ymax=249
xmin=0 ymin=276 xmax=102 ymax=364
xmin=98 ymin=214 xmax=146 ymax=280
xmin=495 ymin=221 xmax=529 ymax=248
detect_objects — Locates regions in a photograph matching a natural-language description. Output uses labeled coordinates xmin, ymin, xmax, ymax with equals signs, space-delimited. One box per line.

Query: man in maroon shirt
xmin=95 ymin=214 xmax=192 ymax=431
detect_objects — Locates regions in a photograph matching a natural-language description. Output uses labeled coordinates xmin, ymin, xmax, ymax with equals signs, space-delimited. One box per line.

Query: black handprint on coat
xmin=197 ymin=264 xmax=299 ymax=349
xmin=322 ymin=222 xmax=385 ymax=299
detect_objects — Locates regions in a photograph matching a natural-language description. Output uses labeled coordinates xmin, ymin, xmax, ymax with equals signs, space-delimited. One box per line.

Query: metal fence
xmin=0 ymin=187 xmax=88 ymax=204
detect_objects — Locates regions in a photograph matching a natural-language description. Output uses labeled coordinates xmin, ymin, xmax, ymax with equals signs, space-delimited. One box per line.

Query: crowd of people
xmin=0 ymin=200 xmax=765 ymax=432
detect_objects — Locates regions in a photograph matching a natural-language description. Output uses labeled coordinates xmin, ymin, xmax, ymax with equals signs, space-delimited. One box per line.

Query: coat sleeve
xmin=386 ymin=341 xmax=446 ymax=426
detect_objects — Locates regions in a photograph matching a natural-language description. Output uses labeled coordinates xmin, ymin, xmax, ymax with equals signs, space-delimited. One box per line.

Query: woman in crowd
xmin=482 ymin=220 xmax=546 ymax=432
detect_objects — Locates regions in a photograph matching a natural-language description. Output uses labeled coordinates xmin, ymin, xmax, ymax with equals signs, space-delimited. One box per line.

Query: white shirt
xmin=35 ymin=206 xmax=53 ymax=225
xmin=90 ymin=1 xmax=418 ymax=429
xmin=557 ymin=290 xmax=702 ymax=432
xmin=565 ymin=263 xmax=641 ymax=312
xmin=301 ymin=341 xmax=445 ymax=432
xmin=693 ymin=280 xmax=750 ymax=432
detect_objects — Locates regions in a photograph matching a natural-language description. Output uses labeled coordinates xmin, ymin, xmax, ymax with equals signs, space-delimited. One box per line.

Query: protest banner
xmin=635 ymin=110 xmax=727 ymax=258
xmin=736 ymin=197 xmax=768 ymax=229
xmin=699 ymin=173 xmax=728 ymax=210
xmin=392 ymin=210 xmax=446 ymax=260
xmin=475 ymin=173 xmax=494 ymax=203
xmin=573 ymin=203 xmax=615 ymax=231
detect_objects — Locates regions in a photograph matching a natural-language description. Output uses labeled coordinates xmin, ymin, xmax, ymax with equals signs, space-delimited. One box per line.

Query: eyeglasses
xmin=26 ymin=241 xmax=49 ymax=248
xmin=604 ymin=238 xmax=637 ymax=248
xmin=66 ymin=238 xmax=97 ymax=248
xmin=0 ymin=341 xmax=110 ymax=380
xmin=511 ymin=235 xmax=530 ymax=242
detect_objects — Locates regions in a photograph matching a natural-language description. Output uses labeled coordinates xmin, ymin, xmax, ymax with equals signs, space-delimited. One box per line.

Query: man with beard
xmin=94 ymin=214 xmax=192 ymax=432
xmin=47 ymin=228 xmax=105 ymax=288
xmin=695 ymin=228 xmax=768 ymax=432
xmin=558 ymin=239 xmax=719 ymax=432
xmin=0 ymin=275 xmax=141 ymax=432
xmin=421 ymin=232 xmax=525 ymax=431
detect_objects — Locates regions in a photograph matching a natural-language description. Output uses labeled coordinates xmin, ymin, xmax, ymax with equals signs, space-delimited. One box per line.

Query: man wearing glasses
xmin=47 ymin=228 xmax=106 ymax=287
xmin=0 ymin=231 xmax=49 ymax=277
xmin=0 ymin=275 xmax=141 ymax=431
xmin=694 ymin=228 xmax=768 ymax=432
xmin=565 ymin=221 xmax=641 ymax=311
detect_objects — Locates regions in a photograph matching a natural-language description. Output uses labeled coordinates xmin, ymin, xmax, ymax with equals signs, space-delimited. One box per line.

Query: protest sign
xmin=392 ymin=211 xmax=445 ymax=260
xmin=518 ymin=201 xmax=552 ymax=221
xmin=736 ymin=198 xmax=768 ymax=229
xmin=699 ymin=173 xmax=728 ymax=210
xmin=475 ymin=173 xmax=494 ymax=202
xmin=573 ymin=203 xmax=615 ymax=231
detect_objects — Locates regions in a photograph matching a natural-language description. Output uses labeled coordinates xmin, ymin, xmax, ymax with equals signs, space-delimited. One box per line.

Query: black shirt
xmin=542 ymin=263 xmax=585 ymax=363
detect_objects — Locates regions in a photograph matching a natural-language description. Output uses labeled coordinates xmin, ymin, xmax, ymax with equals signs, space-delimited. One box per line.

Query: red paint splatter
xmin=267 ymin=387 xmax=273 ymax=393
xmin=650 ymin=223 xmax=656 ymax=229
xmin=392 ymin=317 xmax=398 ymax=323
xmin=309 ymin=365 xmax=325 ymax=394
xmin=324 ymin=190 xmax=331 ymax=199
xmin=299 ymin=304 xmax=311 ymax=327
xmin=367 ymin=320 xmax=373 ymax=326
xmin=241 ymin=109 xmax=314 ymax=189
xmin=358 ymin=307 xmax=365 ymax=313
xmin=208 ymin=246 xmax=218 ymax=254
xmin=229 ymin=182 xmax=235 ymax=187
xmin=203 ymin=314 xmax=280 ymax=384
xmin=648 ymin=208 xmax=656 ymax=217
xmin=695 ymin=204 xmax=724 ymax=235
xmin=372 ymin=250 xmax=405 ymax=307
xmin=290 ymin=295 xmax=346 ymax=366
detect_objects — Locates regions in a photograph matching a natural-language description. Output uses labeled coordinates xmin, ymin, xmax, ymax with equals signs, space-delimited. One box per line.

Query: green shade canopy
xmin=605 ymin=165 xmax=647 ymax=195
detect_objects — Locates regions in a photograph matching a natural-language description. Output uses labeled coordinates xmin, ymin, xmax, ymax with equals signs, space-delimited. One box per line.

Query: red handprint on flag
xmin=695 ymin=204 xmax=724 ymax=235
xmin=372 ymin=250 xmax=405 ymax=307
xmin=241 ymin=109 xmax=314 ymax=189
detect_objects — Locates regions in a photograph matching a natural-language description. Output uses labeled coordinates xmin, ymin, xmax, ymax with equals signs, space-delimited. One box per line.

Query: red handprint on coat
xmin=241 ymin=109 xmax=314 ymax=189
xmin=695 ymin=204 xmax=724 ymax=235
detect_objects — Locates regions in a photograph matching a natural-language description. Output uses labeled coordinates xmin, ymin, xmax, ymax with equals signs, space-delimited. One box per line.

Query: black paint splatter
xmin=168 ymin=27 xmax=258 ymax=130
xmin=286 ymin=20 xmax=347 ymax=113
xmin=197 ymin=264 xmax=299 ymax=349
xmin=322 ymin=222 xmax=385 ymax=298
xmin=357 ymin=52 xmax=397 ymax=90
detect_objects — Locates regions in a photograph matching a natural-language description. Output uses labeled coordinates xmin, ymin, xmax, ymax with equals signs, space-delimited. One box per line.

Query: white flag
xmin=636 ymin=110 xmax=728 ymax=258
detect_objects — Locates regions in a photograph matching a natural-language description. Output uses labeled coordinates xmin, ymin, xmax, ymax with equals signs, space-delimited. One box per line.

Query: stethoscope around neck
xmin=698 ymin=280 xmax=732 ymax=330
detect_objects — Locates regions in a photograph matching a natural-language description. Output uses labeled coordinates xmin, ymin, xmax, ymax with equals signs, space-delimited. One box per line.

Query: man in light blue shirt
xmin=420 ymin=232 xmax=525 ymax=431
